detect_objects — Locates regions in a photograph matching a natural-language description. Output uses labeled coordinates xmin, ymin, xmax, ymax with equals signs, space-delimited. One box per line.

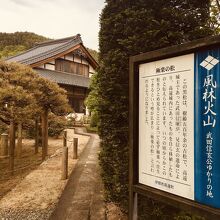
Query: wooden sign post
xmin=129 ymin=35 xmax=220 ymax=220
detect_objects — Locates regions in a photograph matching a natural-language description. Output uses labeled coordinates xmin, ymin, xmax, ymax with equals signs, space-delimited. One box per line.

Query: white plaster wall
xmin=45 ymin=64 xmax=55 ymax=71
xmin=74 ymin=55 xmax=81 ymax=63
xmin=89 ymin=65 xmax=95 ymax=73
xmin=65 ymin=54 xmax=74 ymax=61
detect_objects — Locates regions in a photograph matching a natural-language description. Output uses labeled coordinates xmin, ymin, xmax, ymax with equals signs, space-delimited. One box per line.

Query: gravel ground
xmin=0 ymin=129 xmax=89 ymax=220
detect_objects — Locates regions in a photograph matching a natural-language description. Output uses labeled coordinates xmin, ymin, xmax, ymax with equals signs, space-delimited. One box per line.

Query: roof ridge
xmin=35 ymin=34 xmax=82 ymax=46
xmin=20 ymin=37 xmax=82 ymax=64
xmin=5 ymin=34 xmax=82 ymax=62
xmin=5 ymin=44 xmax=41 ymax=61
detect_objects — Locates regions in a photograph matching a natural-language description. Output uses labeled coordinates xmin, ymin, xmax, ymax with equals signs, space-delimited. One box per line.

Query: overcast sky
xmin=0 ymin=0 xmax=105 ymax=50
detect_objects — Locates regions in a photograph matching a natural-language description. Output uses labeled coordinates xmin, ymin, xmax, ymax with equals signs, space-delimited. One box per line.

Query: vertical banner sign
xmin=139 ymin=49 xmax=220 ymax=209
xmin=195 ymin=49 xmax=220 ymax=208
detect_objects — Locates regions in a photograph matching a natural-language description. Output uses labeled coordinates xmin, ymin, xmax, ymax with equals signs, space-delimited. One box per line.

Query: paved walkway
xmin=50 ymin=129 xmax=106 ymax=220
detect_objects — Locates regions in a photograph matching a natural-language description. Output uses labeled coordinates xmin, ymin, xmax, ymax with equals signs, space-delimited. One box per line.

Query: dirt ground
xmin=0 ymin=129 xmax=89 ymax=219
xmin=0 ymin=139 xmax=47 ymax=199
xmin=0 ymin=129 xmax=128 ymax=220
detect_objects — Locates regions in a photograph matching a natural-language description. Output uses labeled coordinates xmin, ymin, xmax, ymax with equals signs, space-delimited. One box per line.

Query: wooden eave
xmin=30 ymin=44 xmax=99 ymax=70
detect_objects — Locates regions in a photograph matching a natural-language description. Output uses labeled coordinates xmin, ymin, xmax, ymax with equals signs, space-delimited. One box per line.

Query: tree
xmin=85 ymin=73 xmax=99 ymax=113
xmin=85 ymin=73 xmax=100 ymax=128
xmin=0 ymin=61 xmax=71 ymax=163
xmin=0 ymin=32 xmax=49 ymax=59
xmin=209 ymin=0 xmax=220 ymax=34
xmin=97 ymin=0 xmax=213 ymax=216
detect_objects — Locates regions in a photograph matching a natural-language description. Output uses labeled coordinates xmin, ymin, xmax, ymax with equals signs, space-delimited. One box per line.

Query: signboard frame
xmin=129 ymin=35 xmax=220 ymax=220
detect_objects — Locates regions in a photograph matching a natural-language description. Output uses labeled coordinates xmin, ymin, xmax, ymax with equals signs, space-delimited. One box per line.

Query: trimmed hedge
xmin=97 ymin=0 xmax=213 ymax=217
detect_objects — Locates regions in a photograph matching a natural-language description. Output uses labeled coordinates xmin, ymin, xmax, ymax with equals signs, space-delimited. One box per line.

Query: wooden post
xmin=73 ymin=138 xmax=78 ymax=159
xmin=35 ymin=119 xmax=39 ymax=154
xmin=133 ymin=193 xmax=138 ymax=220
xmin=17 ymin=123 xmax=22 ymax=158
xmin=63 ymin=130 xmax=67 ymax=147
xmin=42 ymin=109 xmax=48 ymax=160
xmin=0 ymin=133 xmax=8 ymax=157
xmin=61 ymin=133 xmax=68 ymax=180
xmin=9 ymin=120 xmax=15 ymax=175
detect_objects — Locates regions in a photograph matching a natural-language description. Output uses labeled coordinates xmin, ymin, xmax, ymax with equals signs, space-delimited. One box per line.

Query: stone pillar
xmin=86 ymin=106 xmax=90 ymax=116
xmin=0 ymin=133 xmax=9 ymax=158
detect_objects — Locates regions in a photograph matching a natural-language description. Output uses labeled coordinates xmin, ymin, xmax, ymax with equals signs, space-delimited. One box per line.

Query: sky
xmin=0 ymin=0 xmax=106 ymax=50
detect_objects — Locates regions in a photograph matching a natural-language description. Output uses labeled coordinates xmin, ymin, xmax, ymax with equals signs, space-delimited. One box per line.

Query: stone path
xmin=50 ymin=128 xmax=106 ymax=220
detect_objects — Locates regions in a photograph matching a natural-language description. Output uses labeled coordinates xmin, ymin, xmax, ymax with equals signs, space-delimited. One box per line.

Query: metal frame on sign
xmin=129 ymin=35 xmax=220 ymax=220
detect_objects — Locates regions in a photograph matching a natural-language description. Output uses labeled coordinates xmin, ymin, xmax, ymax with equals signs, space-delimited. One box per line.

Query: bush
xmin=48 ymin=114 xmax=67 ymax=137
xmin=85 ymin=125 xmax=98 ymax=133
xmin=90 ymin=111 xmax=99 ymax=128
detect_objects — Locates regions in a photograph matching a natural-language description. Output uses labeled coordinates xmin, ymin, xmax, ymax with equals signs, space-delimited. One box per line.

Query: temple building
xmin=6 ymin=34 xmax=98 ymax=114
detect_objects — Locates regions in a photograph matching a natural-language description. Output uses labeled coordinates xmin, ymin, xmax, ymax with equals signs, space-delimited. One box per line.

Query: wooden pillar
xmin=42 ymin=109 xmax=48 ymax=161
xmin=17 ymin=123 xmax=22 ymax=158
xmin=63 ymin=130 xmax=67 ymax=147
xmin=61 ymin=132 xmax=68 ymax=180
xmin=9 ymin=120 xmax=15 ymax=175
xmin=61 ymin=146 xmax=68 ymax=180
xmin=73 ymin=138 xmax=78 ymax=159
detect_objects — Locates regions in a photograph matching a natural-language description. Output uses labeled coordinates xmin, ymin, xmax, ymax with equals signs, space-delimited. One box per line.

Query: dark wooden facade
xmin=60 ymin=84 xmax=88 ymax=114
xmin=55 ymin=58 xmax=89 ymax=77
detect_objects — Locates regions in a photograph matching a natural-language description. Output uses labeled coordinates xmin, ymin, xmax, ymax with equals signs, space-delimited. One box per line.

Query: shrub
xmin=48 ymin=113 xmax=67 ymax=137
xmin=90 ymin=111 xmax=99 ymax=128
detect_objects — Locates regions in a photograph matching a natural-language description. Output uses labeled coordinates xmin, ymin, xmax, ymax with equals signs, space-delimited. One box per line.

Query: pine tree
xmin=97 ymin=0 xmax=213 ymax=214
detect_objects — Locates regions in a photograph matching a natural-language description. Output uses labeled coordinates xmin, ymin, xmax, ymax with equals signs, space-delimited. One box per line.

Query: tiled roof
xmin=35 ymin=68 xmax=90 ymax=88
xmin=6 ymin=34 xmax=82 ymax=65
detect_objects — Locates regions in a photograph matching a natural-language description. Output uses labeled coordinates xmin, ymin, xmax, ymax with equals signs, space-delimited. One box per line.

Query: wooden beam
xmin=30 ymin=45 xmax=81 ymax=68
xmin=31 ymin=44 xmax=99 ymax=71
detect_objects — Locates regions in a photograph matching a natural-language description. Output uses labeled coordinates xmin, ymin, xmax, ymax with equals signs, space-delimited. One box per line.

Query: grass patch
xmin=85 ymin=126 xmax=98 ymax=133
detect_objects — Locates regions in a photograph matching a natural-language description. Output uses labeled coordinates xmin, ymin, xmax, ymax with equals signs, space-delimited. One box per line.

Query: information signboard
xmin=139 ymin=54 xmax=195 ymax=200
xmin=139 ymin=50 xmax=220 ymax=208
xmin=129 ymin=36 xmax=220 ymax=220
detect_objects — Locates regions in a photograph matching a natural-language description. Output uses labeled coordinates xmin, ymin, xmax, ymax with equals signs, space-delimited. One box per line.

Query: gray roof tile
xmin=6 ymin=34 xmax=82 ymax=65
xmin=35 ymin=68 xmax=90 ymax=88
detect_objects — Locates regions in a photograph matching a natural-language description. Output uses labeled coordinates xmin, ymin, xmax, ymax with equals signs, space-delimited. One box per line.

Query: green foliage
xmin=97 ymin=0 xmax=214 ymax=216
xmin=0 ymin=31 xmax=99 ymax=62
xmin=0 ymin=32 xmax=49 ymax=59
xmin=90 ymin=111 xmax=99 ymax=128
xmin=0 ymin=61 xmax=71 ymax=125
xmin=87 ymin=48 xmax=99 ymax=62
xmin=48 ymin=113 xmax=67 ymax=137
xmin=209 ymin=0 xmax=220 ymax=34
xmin=85 ymin=125 xmax=98 ymax=133
xmin=85 ymin=73 xmax=100 ymax=129
xmin=85 ymin=73 xmax=99 ymax=112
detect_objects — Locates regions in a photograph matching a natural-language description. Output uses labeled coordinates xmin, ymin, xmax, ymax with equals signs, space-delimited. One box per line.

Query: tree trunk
xmin=17 ymin=123 xmax=22 ymax=158
xmin=41 ymin=109 xmax=48 ymax=160
xmin=9 ymin=120 xmax=15 ymax=175
xmin=35 ymin=119 xmax=39 ymax=154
